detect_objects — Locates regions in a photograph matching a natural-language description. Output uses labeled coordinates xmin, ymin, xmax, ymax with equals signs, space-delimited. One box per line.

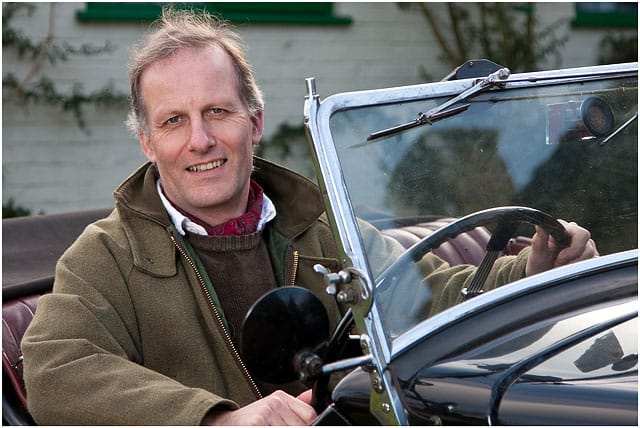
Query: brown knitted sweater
xmin=185 ymin=231 xmax=309 ymax=396
xmin=185 ymin=231 xmax=277 ymax=348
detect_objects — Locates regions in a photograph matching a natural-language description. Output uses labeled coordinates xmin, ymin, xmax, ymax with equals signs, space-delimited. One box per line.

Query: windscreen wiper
xmin=367 ymin=67 xmax=511 ymax=141
xmin=598 ymin=112 xmax=638 ymax=146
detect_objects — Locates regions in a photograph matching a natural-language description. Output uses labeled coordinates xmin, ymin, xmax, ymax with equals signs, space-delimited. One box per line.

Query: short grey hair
xmin=126 ymin=7 xmax=264 ymax=136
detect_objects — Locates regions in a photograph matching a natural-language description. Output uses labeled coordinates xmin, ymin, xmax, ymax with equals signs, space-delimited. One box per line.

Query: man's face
xmin=138 ymin=46 xmax=263 ymax=226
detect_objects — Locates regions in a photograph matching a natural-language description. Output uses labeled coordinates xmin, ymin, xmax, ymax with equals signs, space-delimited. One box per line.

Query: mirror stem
xmin=321 ymin=354 xmax=373 ymax=375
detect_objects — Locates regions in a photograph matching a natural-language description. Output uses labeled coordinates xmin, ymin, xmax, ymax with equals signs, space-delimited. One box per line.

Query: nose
xmin=187 ymin=117 xmax=214 ymax=152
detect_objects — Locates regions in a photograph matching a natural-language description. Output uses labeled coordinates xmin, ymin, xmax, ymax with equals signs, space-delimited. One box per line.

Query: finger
xmin=267 ymin=391 xmax=317 ymax=426
xmin=575 ymin=238 xmax=599 ymax=261
xmin=531 ymin=225 xmax=550 ymax=252
xmin=286 ymin=395 xmax=317 ymax=425
xmin=533 ymin=224 xmax=556 ymax=257
xmin=558 ymin=230 xmax=597 ymax=265
xmin=555 ymin=221 xmax=592 ymax=265
xmin=296 ymin=389 xmax=313 ymax=405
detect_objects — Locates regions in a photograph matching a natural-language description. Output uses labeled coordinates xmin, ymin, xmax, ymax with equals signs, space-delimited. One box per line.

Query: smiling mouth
xmin=187 ymin=160 xmax=225 ymax=172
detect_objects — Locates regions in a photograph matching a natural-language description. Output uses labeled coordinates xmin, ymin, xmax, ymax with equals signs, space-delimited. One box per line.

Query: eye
xmin=166 ymin=116 xmax=181 ymax=125
xmin=204 ymin=107 xmax=228 ymax=118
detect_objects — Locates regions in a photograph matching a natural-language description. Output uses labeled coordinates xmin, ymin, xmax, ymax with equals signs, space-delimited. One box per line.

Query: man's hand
xmin=202 ymin=390 xmax=317 ymax=426
xmin=526 ymin=220 xmax=599 ymax=277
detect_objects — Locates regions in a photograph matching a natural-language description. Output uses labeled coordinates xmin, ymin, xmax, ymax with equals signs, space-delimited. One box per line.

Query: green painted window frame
xmin=572 ymin=3 xmax=637 ymax=28
xmin=76 ymin=2 xmax=352 ymax=25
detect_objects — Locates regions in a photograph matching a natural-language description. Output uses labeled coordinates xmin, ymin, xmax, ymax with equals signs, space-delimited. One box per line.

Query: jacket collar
xmin=111 ymin=158 xmax=326 ymax=275
xmin=113 ymin=162 xmax=170 ymax=228
xmin=251 ymin=157 xmax=325 ymax=239
xmin=112 ymin=163 xmax=176 ymax=277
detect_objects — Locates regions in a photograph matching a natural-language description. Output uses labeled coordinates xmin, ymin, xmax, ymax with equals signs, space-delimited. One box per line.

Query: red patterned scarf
xmin=167 ymin=180 xmax=264 ymax=236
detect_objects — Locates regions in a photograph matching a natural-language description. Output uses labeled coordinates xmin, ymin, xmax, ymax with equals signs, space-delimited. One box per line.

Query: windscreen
xmin=328 ymin=75 xmax=638 ymax=337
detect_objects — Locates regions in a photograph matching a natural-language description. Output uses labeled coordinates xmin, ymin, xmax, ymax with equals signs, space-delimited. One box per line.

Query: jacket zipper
xmin=170 ymin=234 xmax=262 ymax=399
xmin=287 ymin=249 xmax=299 ymax=286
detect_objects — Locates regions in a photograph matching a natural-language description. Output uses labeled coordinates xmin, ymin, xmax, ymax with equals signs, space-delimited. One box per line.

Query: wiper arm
xmin=598 ymin=112 xmax=638 ymax=146
xmin=367 ymin=67 xmax=511 ymax=141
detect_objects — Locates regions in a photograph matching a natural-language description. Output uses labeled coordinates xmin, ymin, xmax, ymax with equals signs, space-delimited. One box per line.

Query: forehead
xmin=140 ymin=45 xmax=241 ymax=106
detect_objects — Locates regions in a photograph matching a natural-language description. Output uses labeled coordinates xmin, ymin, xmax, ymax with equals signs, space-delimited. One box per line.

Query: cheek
xmin=220 ymin=126 xmax=255 ymax=156
xmin=149 ymin=134 xmax=184 ymax=164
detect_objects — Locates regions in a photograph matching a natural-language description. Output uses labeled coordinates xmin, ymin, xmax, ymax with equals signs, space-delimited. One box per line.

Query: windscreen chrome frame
xmin=302 ymin=62 xmax=637 ymax=425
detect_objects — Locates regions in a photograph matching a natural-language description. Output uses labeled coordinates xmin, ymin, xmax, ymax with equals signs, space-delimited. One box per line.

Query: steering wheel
xmin=378 ymin=206 xmax=571 ymax=300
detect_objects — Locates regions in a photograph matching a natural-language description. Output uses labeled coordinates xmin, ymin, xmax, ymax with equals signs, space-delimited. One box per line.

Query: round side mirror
xmin=581 ymin=96 xmax=615 ymax=137
xmin=241 ymin=287 xmax=330 ymax=384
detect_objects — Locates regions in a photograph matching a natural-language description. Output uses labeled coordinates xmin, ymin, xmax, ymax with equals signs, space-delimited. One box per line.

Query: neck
xmin=194 ymin=189 xmax=251 ymax=228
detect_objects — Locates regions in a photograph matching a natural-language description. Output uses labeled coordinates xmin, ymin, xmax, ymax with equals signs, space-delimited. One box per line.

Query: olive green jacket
xmin=22 ymin=159 xmax=528 ymax=425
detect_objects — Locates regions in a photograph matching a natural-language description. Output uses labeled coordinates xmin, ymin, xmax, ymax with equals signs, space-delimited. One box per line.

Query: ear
xmin=250 ymin=110 xmax=264 ymax=146
xmin=138 ymin=129 xmax=156 ymax=163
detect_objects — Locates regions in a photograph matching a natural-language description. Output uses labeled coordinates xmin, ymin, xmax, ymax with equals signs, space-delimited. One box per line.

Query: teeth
xmin=188 ymin=160 xmax=224 ymax=172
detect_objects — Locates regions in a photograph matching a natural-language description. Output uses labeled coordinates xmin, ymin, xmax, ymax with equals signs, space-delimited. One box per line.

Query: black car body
xmin=327 ymin=251 xmax=637 ymax=425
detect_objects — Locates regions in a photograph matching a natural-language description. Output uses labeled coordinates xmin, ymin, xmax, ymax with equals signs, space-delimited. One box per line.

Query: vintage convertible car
xmin=242 ymin=61 xmax=638 ymax=425
xmin=2 ymin=61 xmax=637 ymax=425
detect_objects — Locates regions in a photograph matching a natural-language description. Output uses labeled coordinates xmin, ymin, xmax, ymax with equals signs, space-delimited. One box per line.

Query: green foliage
xmin=2 ymin=3 xmax=129 ymax=133
xmin=255 ymin=123 xmax=317 ymax=180
xmin=386 ymin=129 xmax=514 ymax=216
xmin=3 ymin=4 xmax=114 ymax=62
xmin=2 ymin=197 xmax=32 ymax=218
xmin=398 ymin=3 xmax=569 ymax=76
xmin=514 ymin=123 xmax=638 ymax=254
xmin=597 ymin=32 xmax=638 ymax=64
xmin=255 ymin=123 xmax=307 ymax=159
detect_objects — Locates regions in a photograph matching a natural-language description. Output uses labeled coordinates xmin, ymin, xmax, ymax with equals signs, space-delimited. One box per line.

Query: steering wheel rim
xmin=378 ymin=206 xmax=571 ymax=292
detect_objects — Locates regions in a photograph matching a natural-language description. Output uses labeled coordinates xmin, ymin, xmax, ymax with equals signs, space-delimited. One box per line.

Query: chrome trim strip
xmin=317 ymin=62 xmax=637 ymax=113
xmin=305 ymin=78 xmax=406 ymax=425
xmin=304 ymin=78 xmax=365 ymax=270
xmin=392 ymin=249 xmax=638 ymax=357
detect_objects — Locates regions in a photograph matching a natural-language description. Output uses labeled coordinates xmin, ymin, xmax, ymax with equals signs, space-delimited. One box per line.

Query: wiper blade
xmin=366 ymin=104 xmax=471 ymax=141
xmin=367 ymin=67 xmax=511 ymax=142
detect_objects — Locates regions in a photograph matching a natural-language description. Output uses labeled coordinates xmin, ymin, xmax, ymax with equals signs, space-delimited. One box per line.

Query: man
xmin=22 ymin=8 xmax=598 ymax=426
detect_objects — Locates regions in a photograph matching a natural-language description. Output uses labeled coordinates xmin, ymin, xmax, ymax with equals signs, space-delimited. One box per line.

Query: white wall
xmin=2 ymin=2 xmax=635 ymax=214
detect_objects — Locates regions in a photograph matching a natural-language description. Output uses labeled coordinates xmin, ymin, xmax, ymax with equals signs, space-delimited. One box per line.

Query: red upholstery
xmin=2 ymin=208 xmax=111 ymax=424
xmin=381 ymin=218 xmax=531 ymax=266
xmin=2 ymin=294 xmax=40 ymax=407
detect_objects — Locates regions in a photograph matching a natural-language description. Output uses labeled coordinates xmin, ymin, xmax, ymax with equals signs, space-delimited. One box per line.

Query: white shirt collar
xmin=156 ymin=179 xmax=276 ymax=236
